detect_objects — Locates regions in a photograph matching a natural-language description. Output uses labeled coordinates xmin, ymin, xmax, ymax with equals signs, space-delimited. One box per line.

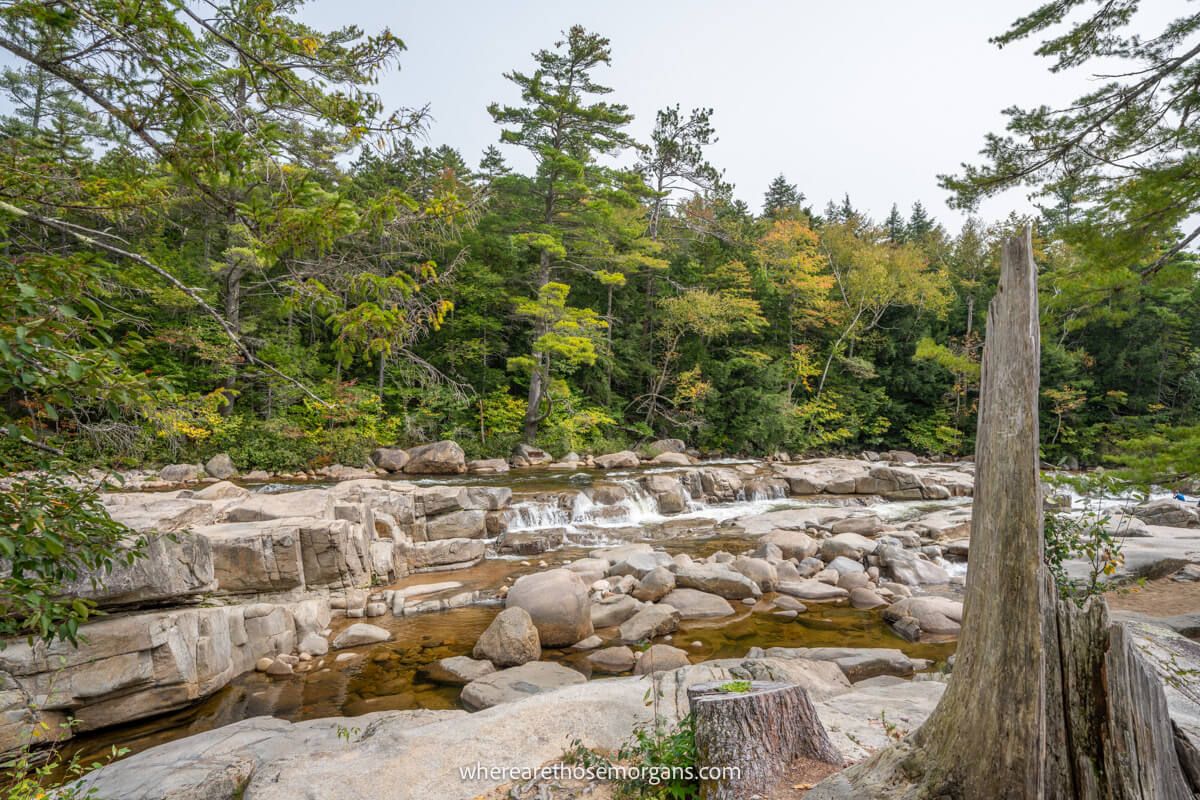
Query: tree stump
xmin=687 ymin=680 xmax=842 ymax=800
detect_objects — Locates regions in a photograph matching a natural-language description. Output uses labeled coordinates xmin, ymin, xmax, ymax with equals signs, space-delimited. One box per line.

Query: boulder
xmin=632 ymin=567 xmax=676 ymax=602
xmin=761 ymin=529 xmax=819 ymax=560
xmin=498 ymin=529 xmax=564 ymax=556
xmin=425 ymin=509 xmax=487 ymax=540
xmin=633 ymin=644 xmax=691 ymax=675
xmin=587 ymin=646 xmax=636 ymax=674
xmin=645 ymin=438 xmax=686 ymax=457
xmin=159 ymin=463 xmax=203 ymax=483
xmin=827 ymin=556 xmax=865 ymax=576
xmin=459 ymin=662 xmax=586 ymax=711
xmin=877 ymin=544 xmax=951 ymax=586
xmin=402 ymin=441 xmax=467 ymax=475
xmin=204 ymin=453 xmax=237 ymax=480
xmin=332 ymin=623 xmax=391 ymax=650
xmin=473 ymin=607 xmax=540 ymax=667
xmin=820 ymin=533 xmax=878 ymax=561
xmin=609 ymin=550 xmax=674 ymax=579
xmin=642 ymin=474 xmax=688 ymax=513
xmin=884 ymin=596 xmax=963 ymax=641
xmin=222 ymin=489 xmax=334 ymax=523
xmin=371 ymin=448 xmax=410 ymax=472
xmin=1134 ymin=498 xmax=1199 ymax=529
xmin=731 ymin=556 xmax=779 ymax=591
xmin=298 ymin=634 xmax=329 ymax=657
xmin=660 ymin=588 xmax=735 ymax=619
xmin=595 ymin=451 xmax=640 ymax=469
xmin=849 ymin=588 xmax=888 ymax=609
xmin=510 ymin=443 xmax=553 ymax=467
xmin=506 ymin=569 xmax=593 ymax=647
xmin=750 ymin=646 xmax=918 ymax=682
xmin=829 ymin=515 xmax=883 ymax=536
xmin=674 ymin=565 xmax=761 ymax=600
xmin=193 ymin=481 xmax=248 ymax=501
xmin=405 ymin=539 xmax=486 ymax=571
xmin=776 ymin=580 xmax=849 ymax=602
xmin=467 ymin=458 xmax=509 ymax=475
xmin=618 ymin=604 xmax=680 ymax=643
xmin=650 ymin=452 xmax=692 ymax=466
xmin=422 ymin=656 xmax=496 ymax=686
xmin=591 ymin=595 xmax=641 ymax=629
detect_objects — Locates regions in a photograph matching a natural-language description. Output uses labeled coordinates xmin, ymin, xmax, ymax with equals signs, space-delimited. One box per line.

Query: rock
xmin=459 ymin=662 xmax=587 ymax=711
xmin=402 ymin=441 xmax=467 ymax=475
xmin=650 ymin=452 xmax=692 ymax=466
xmin=255 ymin=657 xmax=273 ymax=672
xmin=659 ymin=588 xmax=735 ymax=620
xmin=731 ymin=556 xmax=779 ymax=591
xmin=884 ymin=596 xmax=963 ymax=641
xmin=467 ymin=458 xmax=509 ymax=475
xmin=642 ymin=474 xmax=688 ymax=513
xmin=761 ymin=529 xmax=819 ymax=560
xmin=849 ymin=588 xmax=887 ymax=609
xmin=1102 ymin=514 xmax=1151 ymax=537
xmin=773 ymin=596 xmax=807 ymax=613
xmin=193 ymin=480 xmax=248 ymax=501
xmin=472 ymin=607 xmax=541 ymax=667
xmin=877 ymin=544 xmax=951 ymax=586
xmin=60 ymin=530 xmax=216 ymax=608
xmin=265 ymin=659 xmax=293 ymax=676
xmin=1134 ymin=498 xmax=1199 ymax=528
xmin=570 ymin=636 xmax=603 ymax=651
xmin=829 ymin=515 xmax=883 ymax=536
xmin=813 ymin=678 xmax=947 ymax=762
xmin=776 ymin=580 xmax=849 ymax=601
xmin=673 ymin=565 xmax=761 ymax=599
xmin=618 ymin=604 xmax=681 ymax=643
xmin=365 ymin=602 xmax=387 ymax=617
xmin=633 ymin=644 xmax=691 ymax=675
xmin=591 ymin=595 xmax=641 ymax=629
xmin=587 ymin=646 xmax=636 ymax=674
xmin=645 ymin=438 xmax=686 ymax=457
xmin=298 ymin=633 xmax=329 ymax=656
xmin=371 ymin=448 xmax=410 ymax=472
xmin=498 ymin=529 xmax=564 ymax=555
xmin=332 ymin=623 xmax=391 ymax=650
xmin=632 ymin=566 xmax=676 ymax=602
xmin=827 ymin=556 xmax=865 ymax=575
xmin=406 ymin=538 xmax=486 ymax=571
xmin=751 ymin=646 xmax=919 ymax=682
xmin=820 ymin=532 xmax=878 ymax=561
xmin=609 ymin=550 xmax=674 ymax=579
xmin=506 ymin=569 xmax=593 ymax=647
xmin=221 ymin=489 xmax=334 ymax=522
xmin=510 ymin=443 xmax=553 ymax=468
xmin=159 ymin=463 xmax=203 ymax=483
xmin=204 ymin=453 xmax=237 ymax=480
xmin=837 ymin=571 xmax=871 ymax=591
xmin=421 ymin=656 xmax=496 ymax=686
xmin=595 ymin=450 xmax=640 ymax=469
xmin=242 ymin=470 xmax=271 ymax=482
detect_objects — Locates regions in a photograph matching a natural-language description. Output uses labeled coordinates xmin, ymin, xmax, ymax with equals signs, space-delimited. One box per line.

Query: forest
xmin=1 ymin=4 xmax=1198 ymax=480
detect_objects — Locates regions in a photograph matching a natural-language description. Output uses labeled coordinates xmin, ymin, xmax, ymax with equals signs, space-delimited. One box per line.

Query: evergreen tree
xmin=762 ymin=174 xmax=804 ymax=219
xmin=885 ymin=203 xmax=907 ymax=243
xmin=487 ymin=25 xmax=636 ymax=442
xmin=906 ymin=201 xmax=935 ymax=241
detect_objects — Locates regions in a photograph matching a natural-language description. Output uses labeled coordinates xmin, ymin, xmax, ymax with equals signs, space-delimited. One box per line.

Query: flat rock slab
xmin=459 ymin=661 xmax=587 ymax=711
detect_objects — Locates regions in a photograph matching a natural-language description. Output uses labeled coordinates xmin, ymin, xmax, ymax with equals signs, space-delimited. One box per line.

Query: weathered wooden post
xmin=688 ymin=680 xmax=841 ymax=800
xmin=807 ymin=227 xmax=1197 ymax=799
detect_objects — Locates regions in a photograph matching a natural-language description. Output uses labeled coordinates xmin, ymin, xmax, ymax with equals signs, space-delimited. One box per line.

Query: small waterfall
xmin=746 ymin=482 xmax=788 ymax=502
xmin=503 ymin=500 xmax=571 ymax=532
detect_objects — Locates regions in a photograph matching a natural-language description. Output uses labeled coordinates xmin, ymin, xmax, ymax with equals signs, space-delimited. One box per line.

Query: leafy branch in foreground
xmin=0 ymin=473 xmax=143 ymax=647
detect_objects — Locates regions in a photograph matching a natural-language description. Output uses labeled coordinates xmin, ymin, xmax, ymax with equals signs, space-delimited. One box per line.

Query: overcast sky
xmin=295 ymin=0 xmax=1171 ymax=230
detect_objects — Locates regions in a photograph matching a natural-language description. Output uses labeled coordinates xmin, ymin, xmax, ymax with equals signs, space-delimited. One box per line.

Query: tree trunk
xmin=688 ymin=681 xmax=841 ymax=800
xmin=807 ymin=227 xmax=1197 ymax=800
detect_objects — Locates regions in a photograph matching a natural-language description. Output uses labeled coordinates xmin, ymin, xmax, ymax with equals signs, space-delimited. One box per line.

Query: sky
xmin=294 ymin=0 xmax=1160 ymax=229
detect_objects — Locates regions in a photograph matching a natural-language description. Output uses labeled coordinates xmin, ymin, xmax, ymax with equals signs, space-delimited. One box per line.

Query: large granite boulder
xmin=459 ymin=662 xmax=586 ymax=711
xmin=506 ymin=569 xmax=593 ymax=647
xmin=645 ymin=438 xmax=686 ymax=457
xmin=473 ymin=607 xmax=540 ymax=667
xmin=402 ymin=440 xmax=467 ymax=475
xmin=595 ymin=450 xmax=640 ymax=469
xmin=159 ymin=463 xmax=203 ymax=483
xmin=332 ymin=623 xmax=391 ymax=649
xmin=877 ymin=544 xmax=950 ymax=586
xmin=371 ymin=447 xmax=410 ymax=472
xmin=590 ymin=595 xmax=641 ymax=629
xmin=222 ymin=489 xmax=334 ymax=523
xmin=1134 ymin=498 xmax=1199 ymax=528
xmin=587 ymin=646 xmax=636 ymax=674
xmin=633 ymin=644 xmax=691 ymax=675
xmin=884 ymin=596 xmax=963 ymax=641
xmin=632 ymin=566 xmax=675 ymax=602
xmin=760 ymin=529 xmax=819 ymax=560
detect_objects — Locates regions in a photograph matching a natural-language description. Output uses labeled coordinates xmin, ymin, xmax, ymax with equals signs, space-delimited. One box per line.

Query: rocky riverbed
xmin=4 ymin=442 xmax=1199 ymax=799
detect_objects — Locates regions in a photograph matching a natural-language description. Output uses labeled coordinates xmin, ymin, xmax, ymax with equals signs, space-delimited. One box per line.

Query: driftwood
xmin=687 ymin=680 xmax=841 ymax=800
xmin=806 ymin=228 xmax=1198 ymax=799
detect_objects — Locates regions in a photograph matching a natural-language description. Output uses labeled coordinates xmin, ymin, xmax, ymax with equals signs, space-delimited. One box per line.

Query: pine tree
xmin=884 ymin=203 xmax=907 ymax=243
xmin=906 ymin=201 xmax=935 ymax=241
xmin=487 ymin=25 xmax=636 ymax=442
xmin=762 ymin=174 xmax=804 ymax=219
